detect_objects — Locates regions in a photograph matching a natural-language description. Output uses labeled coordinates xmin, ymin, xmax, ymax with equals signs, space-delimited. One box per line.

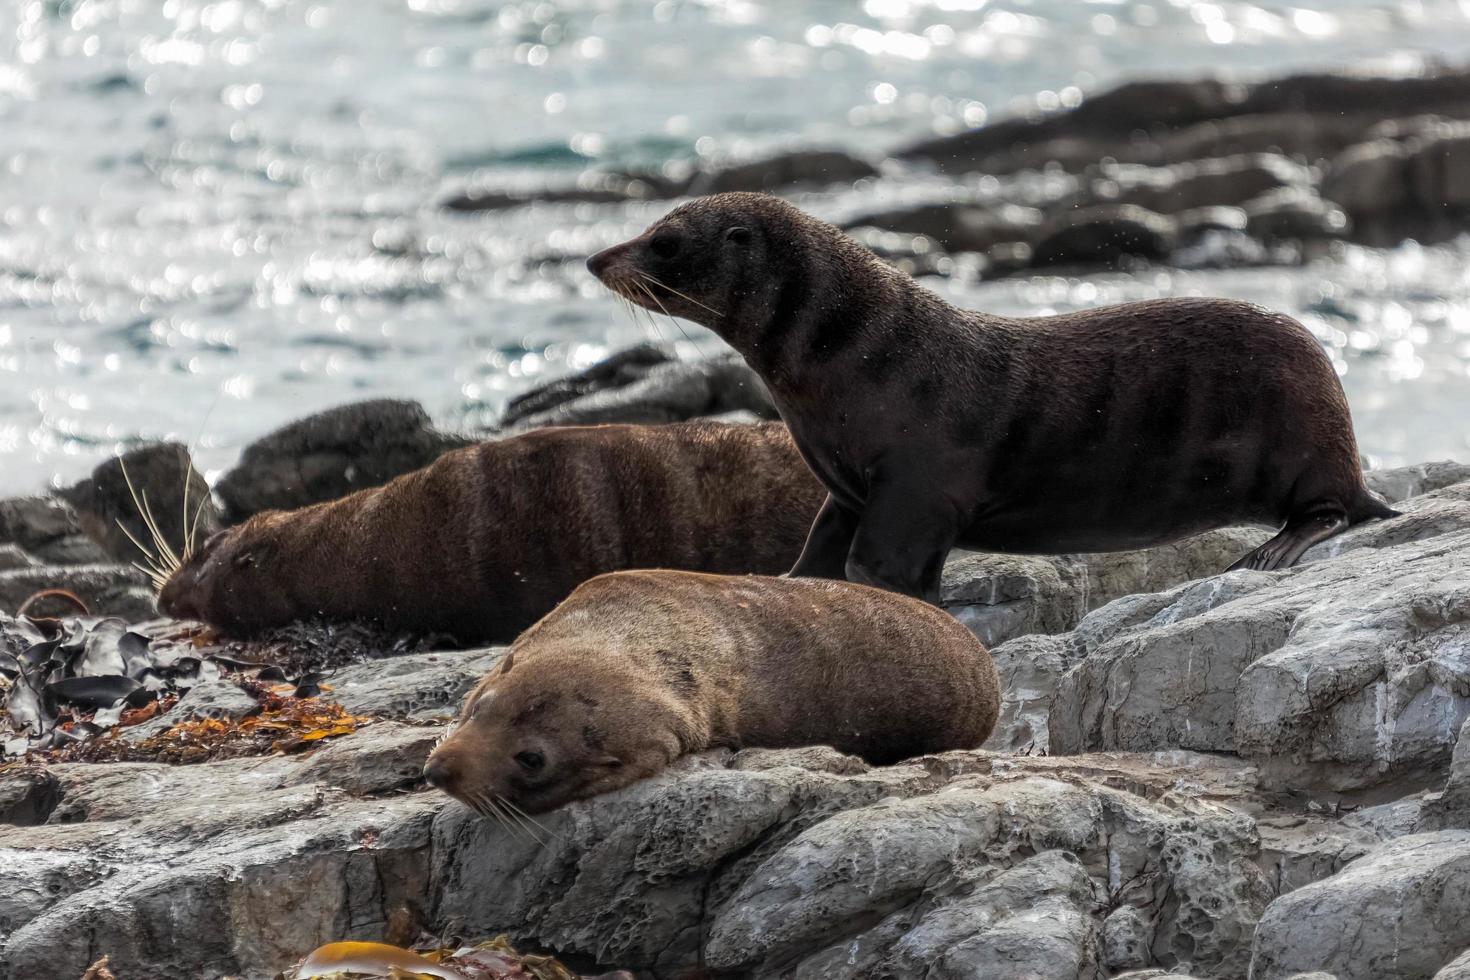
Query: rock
xmin=1437 ymin=950 xmax=1470 ymax=980
xmin=0 ymin=767 xmax=60 ymax=825
xmin=299 ymin=721 xmax=440 ymax=796
xmin=1085 ymin=153 xmax=1309 ymax=215
xmin=1250 ymin=831 xmax=1470 ymax=980
xmin=1244 ymin=187 xmax=1350 ymax=242
xmin=1323 ymin=138 xmax=1414 ymax=217
xmin=1051 ymin=482 xmax=1470 ymax=793
xmin=215 ymin=399 xmax=468 ymax=522
xmin=1104 ymin=905 xmax=1155 ymax=971
xmin=900 ymin=67 xmax=1470 ymax=175
xmin=0 ymin=496 xmax=109 ymax=566
xmin=500 ymin=346 xmax=776 ymax=429
xmin=689 ymin=149 xmax=879 ymax=195
xmin=841 ymin=201 xmax=1044 ymax=254
xmin=0 ymin=564 xmax=154 ymax=620
xmin=0 ymin=545 xmax=35 ymax=572
xmin=1423 ymin=715 xmax=1470 ymax=830
xmin=1030 ymin=205 xmax=1175 ymax=267
xmin=325 ymin=647 xmax=504 ymax=720
xmin=120 ymin=679 xmax=259 ymax=742
xmin=942 ymin=526 xmax=1267 ymax=647
xmin=440 ymin=171 xmax=677 ymax=212
xmin=56 ymin=443 xmax=218 ymax=569
xmin=1367 ymin=461 xmax=1470 ymax=504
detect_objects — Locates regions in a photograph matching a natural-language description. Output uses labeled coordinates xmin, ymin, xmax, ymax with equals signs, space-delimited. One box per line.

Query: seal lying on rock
xmin=588 ymin=192 xmax=1398 ymax=601
xmin=157 ymin=421 xmax=823 ymax=642
xmin=423 ymin=570 xmax=999 ymax=815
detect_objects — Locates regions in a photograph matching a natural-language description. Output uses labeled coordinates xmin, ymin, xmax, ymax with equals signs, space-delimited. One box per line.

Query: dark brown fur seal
xmin=157 ymin=421 xmax=823 ymax=642
xmin=423 ymin=569 xmax=999 ymax=815
xmin=588 ymin=192 xmax=1397 ymax=601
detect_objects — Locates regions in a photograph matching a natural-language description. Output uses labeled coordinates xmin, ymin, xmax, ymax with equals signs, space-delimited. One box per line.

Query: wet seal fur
xmin=588 ymin=192 xmax=1398 ymax=601
xmin=158 ymin=421 xmax=823 ymax=642
xmin=423 ymin=569 xmax=999 ymax=815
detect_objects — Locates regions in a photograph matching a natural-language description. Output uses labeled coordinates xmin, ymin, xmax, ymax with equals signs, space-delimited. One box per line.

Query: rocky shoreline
xmin=0 ymin=346 xmax=1467 ymax=976
xmin=444 ymin=65 xmax=1470 ymax=279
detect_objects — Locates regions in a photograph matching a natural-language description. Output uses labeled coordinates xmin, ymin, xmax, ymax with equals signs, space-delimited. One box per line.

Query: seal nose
xmin=423 ymin=754 xmax=454 ymax=789
xmin=586 ymin=245 xmax=619 ymax=280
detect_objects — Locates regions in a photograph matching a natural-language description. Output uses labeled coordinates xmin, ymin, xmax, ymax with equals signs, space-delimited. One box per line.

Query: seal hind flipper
xmin=1228 ymin=510 xmax=1351 ymax=572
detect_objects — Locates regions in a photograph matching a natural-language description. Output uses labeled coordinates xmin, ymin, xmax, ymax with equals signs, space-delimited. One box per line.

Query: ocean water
xmin=3 ymin=0 xmax=1470 ymax=494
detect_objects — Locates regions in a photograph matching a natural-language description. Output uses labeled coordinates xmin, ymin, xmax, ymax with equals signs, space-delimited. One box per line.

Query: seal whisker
xmin=637 ymin=271 xmax=723 ymax=317
xmin=468 ymin=790 xmax=523 ymax=840
xmin=499 ymin=796 xmax=561 ymax=843
xmin=118 ymin=456 xmax=181 ymax=573
xmin=492 ymin=793 xmax=548 ymax=846
xmin=632 ymin=277 xmax=705 ymax=357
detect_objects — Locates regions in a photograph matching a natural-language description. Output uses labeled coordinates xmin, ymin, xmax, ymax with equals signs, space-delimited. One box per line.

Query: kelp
xmin=288 ymin=936 xmax=632 ymax=980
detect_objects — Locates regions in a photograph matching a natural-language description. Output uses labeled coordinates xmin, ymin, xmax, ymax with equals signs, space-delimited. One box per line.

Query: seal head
xmin=156 ymin=516 xmax=295 ymax=633
xmin=425 ymin=648 xmax=694 ymax=816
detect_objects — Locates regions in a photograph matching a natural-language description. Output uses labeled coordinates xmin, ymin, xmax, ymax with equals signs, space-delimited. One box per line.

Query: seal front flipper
xmin=845 ymin=471 xmax=961 ymax=603
xmin=1228 ymin=509 xmax=1350 ymax=572
xmin=789 ymin=494 xmax=860 ymax=580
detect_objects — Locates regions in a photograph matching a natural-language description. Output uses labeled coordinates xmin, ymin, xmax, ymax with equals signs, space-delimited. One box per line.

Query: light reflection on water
xmin=2 ymin=0 xmax=1470 ymax=491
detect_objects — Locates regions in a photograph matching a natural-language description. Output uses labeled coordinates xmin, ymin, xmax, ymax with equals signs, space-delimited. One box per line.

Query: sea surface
xmin=3 ymin=0 xmax=1470 ymax=494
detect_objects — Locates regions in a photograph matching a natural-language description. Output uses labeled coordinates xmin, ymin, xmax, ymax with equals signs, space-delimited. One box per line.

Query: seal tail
xmin=1347 ymin=486 xmax=1401 ymax=526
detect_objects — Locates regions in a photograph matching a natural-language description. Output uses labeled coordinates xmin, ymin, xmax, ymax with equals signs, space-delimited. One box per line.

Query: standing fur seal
xmin=423 ymin=570 xmax=999 ymax=816
xmin=588 ymin=192 xmax=1397 ymax=601
xmin=157 ymin=421 xmax=823 ymax=642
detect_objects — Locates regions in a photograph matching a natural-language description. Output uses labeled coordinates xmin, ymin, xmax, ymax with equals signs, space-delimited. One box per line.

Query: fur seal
xmin=588 ymin=192 xmax=1397 ymax=601
xmin=423 ymin=569 xmax=999 ymax=816
xmin=157 ymin=421 xmax=823 ymax=642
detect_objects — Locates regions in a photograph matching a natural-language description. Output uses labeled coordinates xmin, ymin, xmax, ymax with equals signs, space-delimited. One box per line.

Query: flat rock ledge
xmin=6 ymin=465 xmax=1470 ymax=979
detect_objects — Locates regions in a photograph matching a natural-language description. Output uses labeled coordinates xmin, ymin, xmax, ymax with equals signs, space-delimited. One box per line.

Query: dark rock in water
xmin=1030 ymin=204 xmax=1175 ymax=267
xmin=0 ymin=497 xmax=109 ymax=566
xmin=899 ymin=67 xmax=1470 ymax=175
xmin=1175 ymin=204 xmax=1249 ymax=239
xmin=1243 ymin=187 xmax=1350 ymax=242
xmin=0 ymin=545 xmax=35 ymax=572
xmin=215 ymin=399 xmax=469 ymax=522
xmin=56 ymin=444 xmax=219 ymax=569
xmin=1080 ymin=153 xmax=1308 ymax=214
xmin=984 ymin=240 xmax=1034 ymax=276
xmin=440 ymin=172 xmax=679 ymax=212
xmin=689 ymin=149 xmax=880 ymax=195
xmin=500 ymin=344 xmax=777 ymax=429
xmin=840 ymin=201 xmax=1043 ymax=254
xmin=1326 ymin=119 xmax=1470 ymax=245
xmin=0 ymin=564 xmax=154 ymax=621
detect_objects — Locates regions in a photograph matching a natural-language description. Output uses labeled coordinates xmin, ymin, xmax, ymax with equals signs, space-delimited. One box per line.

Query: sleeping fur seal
xmin=588 ymin=192 xmax=1397 ymax=601
xmin=423 ymin=569 xmax=999 ymax=816
xmin=157 ymin=420 xmax=823 ymax=642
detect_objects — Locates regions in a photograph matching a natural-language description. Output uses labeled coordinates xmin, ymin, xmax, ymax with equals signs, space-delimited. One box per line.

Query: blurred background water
xmin=3 ymin=0 xmax=1470 ymax=493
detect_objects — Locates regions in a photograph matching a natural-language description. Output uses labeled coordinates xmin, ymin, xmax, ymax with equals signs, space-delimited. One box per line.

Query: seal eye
xmin=724 ymin=226 xmax=750 ymax=245
xmin=649 ymin=232 xmax=680 ymax=259
xmin=515 ymin=750 xmax=545 ymax=773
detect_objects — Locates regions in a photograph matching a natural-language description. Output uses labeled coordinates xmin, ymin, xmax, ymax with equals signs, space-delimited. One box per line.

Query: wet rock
xmin=500 ymin=345 xmax=776 ymax=429
xmin=1030 ymin=204 xmax=1175 ymax=267
xmin=689 ymin=149 xmax=880 ymax=195
xmin=841 ymin=201 xmax=1044 ymax=254
xmin=1250 ymin=831 xmax=1470 ymax=980
xmin=0 ymin=496 xmax=109 ymax=566
xmin=56 ymin=443 xmax=219 ymax=568
xmin=1051 ymin=482 xmax=1470 ymax=793
xmin=120 ymin=679 xmax=259 ymax=743
xmin=440 ymin=172 xmax=677 ymax=212
xmin=0 ymin=546 xmax=34 ymax=572
xmin=0 ymin=564 xmax=154 ymax=620
xmin=1244 ymin=187 xmax=1350 ymax=242
xmin=900 ymin=66 xmax=1470 ymax=175
xmin=215 ymin=399 xmax=468 ymax=522
xmin=298 ymin=721 xmax=440 ymax=796
xmin=1085 ymin=153 xmax=1309 ymax=215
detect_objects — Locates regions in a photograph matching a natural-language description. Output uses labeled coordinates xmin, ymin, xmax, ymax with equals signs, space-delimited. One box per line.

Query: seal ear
xmin=724 ymin=226 xmax=750 ymax=245
xmin=498 ymin=649 xmax=516 ymax=675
